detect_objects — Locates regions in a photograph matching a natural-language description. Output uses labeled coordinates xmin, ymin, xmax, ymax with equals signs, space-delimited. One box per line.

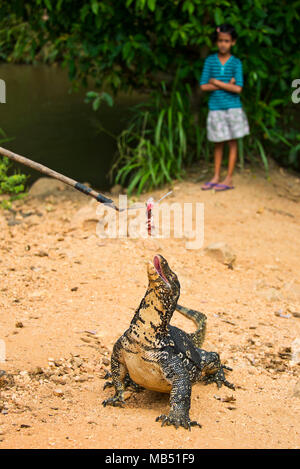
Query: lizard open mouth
xmin=153 ymin=255 xmax=170 ymax=287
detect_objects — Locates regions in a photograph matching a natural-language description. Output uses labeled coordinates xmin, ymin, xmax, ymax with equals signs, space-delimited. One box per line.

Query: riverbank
xmin=0 ymin=166 xmax=300 ymax=448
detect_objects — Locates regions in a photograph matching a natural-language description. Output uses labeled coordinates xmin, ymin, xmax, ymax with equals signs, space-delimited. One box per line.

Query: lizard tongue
xmin=153 ymin=256 xmax=170 ymax=286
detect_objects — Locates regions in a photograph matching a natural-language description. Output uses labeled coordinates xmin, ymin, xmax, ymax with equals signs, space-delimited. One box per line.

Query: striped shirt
xmin=200 ymin=53 xmax=244 ymax=110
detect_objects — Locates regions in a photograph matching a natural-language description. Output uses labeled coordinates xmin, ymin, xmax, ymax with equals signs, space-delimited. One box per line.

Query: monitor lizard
xmin=102 ymin=254 xmax=234 ymax=430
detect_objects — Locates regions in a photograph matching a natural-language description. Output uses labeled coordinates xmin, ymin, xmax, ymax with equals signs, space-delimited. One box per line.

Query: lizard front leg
xmin=103 ymin=372 xmax=144 ymax=393
xmin=156 ymin=355 xmax=201 ymax=430
xmin=102 ymin=340 xmax=127 ymax=407
xmin=199 ymin=350 xmax=235 ymax=390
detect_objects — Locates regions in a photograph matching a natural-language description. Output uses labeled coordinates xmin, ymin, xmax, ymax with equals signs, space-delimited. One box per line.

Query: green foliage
xmin=0 ymin=129 xmax=27 ymax=198
xmin=1 ymin=0 xmax=300 ymax=186
xmin=85 ymin=91 xmax=114 ymax=111
xmin=3 ymin=2 xmax=299 ymax=93
xmin=0 ymin=12 xmax=42 ymax=63
xmin=0 ymin=156 xmax=27 ymax=196
xmin=112 ymin=79 xmax=201 ymax=194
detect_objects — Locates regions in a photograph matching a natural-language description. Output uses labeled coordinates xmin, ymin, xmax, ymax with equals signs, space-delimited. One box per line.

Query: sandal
xmin=214 ymin=184 xmax=234 ymax=191
xmin=201 ymin=182 xmax=218 ymax=191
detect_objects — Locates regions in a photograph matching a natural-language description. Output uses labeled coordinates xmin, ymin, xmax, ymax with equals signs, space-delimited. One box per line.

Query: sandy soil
xmin=0 ymin=165 xmax=299 ymax=449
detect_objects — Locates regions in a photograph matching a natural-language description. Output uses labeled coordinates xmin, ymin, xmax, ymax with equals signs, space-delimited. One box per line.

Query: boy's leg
xmin=219 ymin=139 xmax=237 ymax=186
xmin=201 ymin=141 xmax=224 ymax=189
xmin=211 ymin=142 xmax=224 ymax=183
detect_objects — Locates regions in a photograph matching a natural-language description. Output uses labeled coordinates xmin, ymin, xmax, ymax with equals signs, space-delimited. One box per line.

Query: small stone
xmin=29 ymin=290 xmax=45 ymax=298
xmin=73 ymin=358 xmax=83 ymax=367
xmin=53 ymin=388 xmax=64 ymax=397
xmin=99 ymin=369 xmax=108 ymax=378
xmin=221 ymin=395 xmax=236 ymax=403
xmin=123 ymin=391 xmax=132 ymax=401
xmin=45 ymin=204 xmax=54 ymax=212
xmin=102 ymin=358 xmax=110 ymax=366
xmin=261 ymin=289 xmax=281 ymax=302
xmin=80 ymin=337 xmax=91 ymax=344
xmin=15 ymin=322 xmax=24 ymax=328
xmin=28 ymin=178 xmax=65 ymax=197
xmin=293 ymin=380 xmax=300 ymax=398
xmin=35 ymin=250 xmax=48 ymax=257
xmin=265 ymin=342 xmax=273 ymax=348
xmin=204 ymin=242 xmax=236 ymax=268
xmin=291 ymin=338 xmax=300 ymax=365
xmin=51 ymin=376 xmax=67 ymax=385
xmin=7 ymin=219 xmax=22 ymax=226
xmin=76 ymin=375 xmax=87 ymax=383
xmin=264 ymin=264 xmax=278 ymax=271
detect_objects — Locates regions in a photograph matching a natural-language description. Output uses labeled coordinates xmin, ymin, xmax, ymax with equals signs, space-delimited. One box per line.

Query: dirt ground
xmin=0 ymin=165 xmax=299 ymax=449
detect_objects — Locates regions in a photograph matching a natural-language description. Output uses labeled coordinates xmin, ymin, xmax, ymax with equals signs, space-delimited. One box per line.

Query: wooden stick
xmin=0 ymin=146 xmax=120 ymax=211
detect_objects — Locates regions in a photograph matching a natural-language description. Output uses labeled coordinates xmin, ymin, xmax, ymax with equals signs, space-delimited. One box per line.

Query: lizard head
xmin=147 ymin=254 xmax=180 ymax=302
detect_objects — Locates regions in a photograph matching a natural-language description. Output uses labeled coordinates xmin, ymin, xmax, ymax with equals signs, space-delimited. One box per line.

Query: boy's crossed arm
xmin=200 ymin=77 xmax=242 ymax=94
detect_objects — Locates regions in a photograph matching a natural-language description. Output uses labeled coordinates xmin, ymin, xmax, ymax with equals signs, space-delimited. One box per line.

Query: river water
xmin=0 ymin=63 xmax=146 ymax=190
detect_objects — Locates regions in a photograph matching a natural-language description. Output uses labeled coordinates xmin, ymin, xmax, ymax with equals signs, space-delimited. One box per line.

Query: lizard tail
xmin=175 ymin=304 xmax=207 ymax=348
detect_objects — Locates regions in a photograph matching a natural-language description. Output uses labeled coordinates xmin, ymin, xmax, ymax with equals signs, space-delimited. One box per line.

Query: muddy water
xmin=0 ymin=63 xmax=146 ymax=190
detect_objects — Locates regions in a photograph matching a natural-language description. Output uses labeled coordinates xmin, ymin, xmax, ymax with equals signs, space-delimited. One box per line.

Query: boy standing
xmin=200 ymin=24 xmax=249 ymax=191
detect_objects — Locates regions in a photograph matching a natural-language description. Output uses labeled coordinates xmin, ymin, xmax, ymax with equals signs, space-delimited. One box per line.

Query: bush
xmin=111 ymin=77 xmax=203 ymax=194
xmin=0 ymin=129 xmax=27 ymax=199
xmin=2 ymin=1 xmax=300 ymax=189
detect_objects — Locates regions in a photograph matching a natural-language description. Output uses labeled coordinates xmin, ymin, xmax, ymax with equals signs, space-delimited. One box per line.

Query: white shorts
xmin=207 ymin=108 xmax=250 ymax=142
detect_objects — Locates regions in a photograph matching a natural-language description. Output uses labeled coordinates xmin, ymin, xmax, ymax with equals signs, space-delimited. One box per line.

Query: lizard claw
xmin=127 ymin=381 xmax=144 ymax=393
xmin=102 ymin=394 xmax=125 ymax=408
xmin=103 ymin=380 xmax=114 ymax=390
xmin=223 ymin=379 xmax=235 ymax=390
xmin=156 ymin=414 xmax=201 ymax=430
xmin=202 ymin=365 xmax=235 ymax=390
xmin=220 ymin=365 xmax=235 ymax=389
xmin=222 ymin=365 xmax=233 ymax=371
